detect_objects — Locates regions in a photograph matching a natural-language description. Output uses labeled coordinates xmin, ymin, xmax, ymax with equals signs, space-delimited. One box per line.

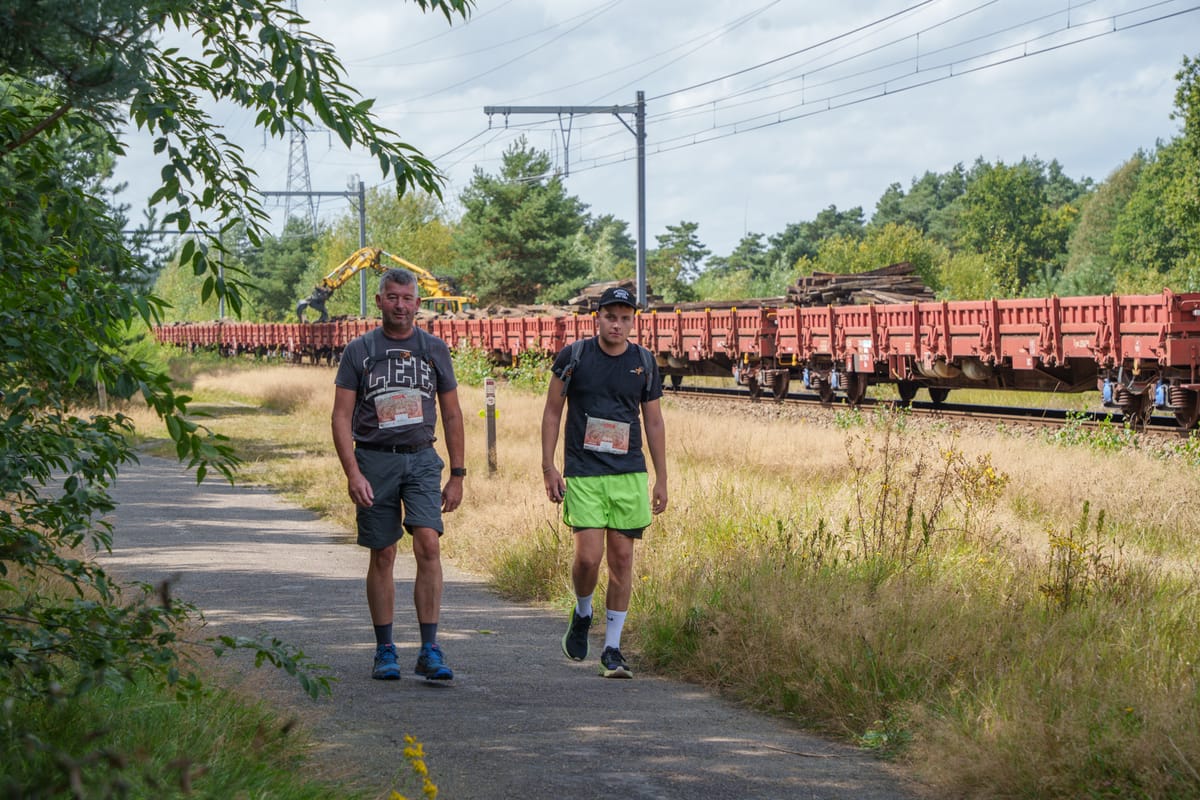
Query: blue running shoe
xmin=372 ymin=643 xmax=401 ymax=680
xmin=414 ymin=643 xmax=454 ymax=681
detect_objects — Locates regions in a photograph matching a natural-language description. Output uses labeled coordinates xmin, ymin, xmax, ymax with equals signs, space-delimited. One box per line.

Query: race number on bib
xmin=583 ymin=416 xmax=630 ymax=455
xmin=374 ymin=388 xmax=423 ymax=428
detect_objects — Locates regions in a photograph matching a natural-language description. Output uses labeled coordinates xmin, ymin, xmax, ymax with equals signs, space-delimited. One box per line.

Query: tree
xmin=953 ymin=158 xmax=1084 ymax=296
xmin=648 ymin=220 xmax=708 ymax=302
xmin=1060 ymin=155 xmax=1145 ymax=296
xmin=241 ymin=217 xmax=321 ymax=321
xmin=870 ymin=166 xmax=968 ymax=246
xmin=0 ymin=0 xmax=470 ymax=792
xmin=938 ymin=251 xmax=998 ymax=300
xmin=694 ymin=232 xmax=793 ymax=299
xmin=766 ymin=205 xmax=866 ymax=269
xmin=794 ymin=223 xmax=947 ymax=292
xmin=304 ymin=187 xmax=457 ymax=319
xmin=454 ymin=136 xmax=589 ymax=305
xmin=1110 ymin=54 xmax=1200 ymax=292
xmin=564 ymin=214 xmax=638 ymax=300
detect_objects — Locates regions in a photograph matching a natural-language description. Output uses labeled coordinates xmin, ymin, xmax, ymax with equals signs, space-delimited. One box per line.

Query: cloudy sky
xmin=120 ymin=0 xmax=1200 ymax=259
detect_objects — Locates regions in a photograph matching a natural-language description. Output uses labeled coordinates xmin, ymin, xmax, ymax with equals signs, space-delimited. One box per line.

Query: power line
xmin=542 ymin=1 xmax=1198 ymax=175
xmin=391 ymin=0 xmax=626 ymax=106
xmin=647 ymin=0 xmax=938 ymax=102
xmin=586 ymin=0 xmax=783 ymax=104
xmin=356 ymin=0 xmax=604 ymax=69
xmin=381 ymin=0 xmax=791 ymax=115
xmin=348 ymin=0 xmax=518 ymax=64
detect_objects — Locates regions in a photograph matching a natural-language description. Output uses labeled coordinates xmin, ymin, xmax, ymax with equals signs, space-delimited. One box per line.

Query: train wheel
xmin=816 ymin=377 xmax=835 ymax=407
xmin=1121 ymin=392 xmax=1152 ymax=431
xmin=845 ymin=373 xmax=868 ymax=407
xmin=1118 ymin=393 xmax=1156 ymax=431
xmin=772 ymin=373 xmax=790 ymax=402
xmin=1174 ymin=389 xmax=1200 ymax=430
xmin=747 ymin=376 xmax=762 ymax=403
xmin=669 ymin=374 xmax=683 ymax=390
xmin=897 ymin=380 xmax=918 ymax=406
xmin=928 ymin=387 xmax=950 ymax=405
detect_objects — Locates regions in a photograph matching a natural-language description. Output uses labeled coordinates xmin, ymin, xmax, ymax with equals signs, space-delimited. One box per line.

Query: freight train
xmin=153 ymin=289 xmax=1200 ymax=430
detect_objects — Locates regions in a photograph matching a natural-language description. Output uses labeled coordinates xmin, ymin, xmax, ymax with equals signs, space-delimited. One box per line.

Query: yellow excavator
xmin=296 ymin=247 xmax=476 ymax=322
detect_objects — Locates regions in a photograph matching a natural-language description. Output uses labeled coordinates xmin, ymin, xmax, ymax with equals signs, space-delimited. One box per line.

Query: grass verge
xmin=124 ymin=350 xmax=1200 ymax=799
xmin=0 ymin=670 xmax=364 ymax=799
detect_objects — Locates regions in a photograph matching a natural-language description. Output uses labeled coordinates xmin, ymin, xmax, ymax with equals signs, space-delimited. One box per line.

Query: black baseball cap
xmin=597 ymin=286 xmax=636 ymax=308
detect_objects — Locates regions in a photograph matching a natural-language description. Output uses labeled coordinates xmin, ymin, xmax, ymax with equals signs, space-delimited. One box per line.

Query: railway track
xmin=663 ymin=384 xmax=1192 ymax=438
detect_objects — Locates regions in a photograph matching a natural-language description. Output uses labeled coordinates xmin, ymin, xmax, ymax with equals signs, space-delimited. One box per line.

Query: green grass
xmin=1 ymin=672 xmax=363 ymax=799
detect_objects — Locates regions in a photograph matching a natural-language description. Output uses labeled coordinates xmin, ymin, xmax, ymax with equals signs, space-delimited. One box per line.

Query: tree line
xmin=154 ymin=54 xmax=1200 ymax=322
xmin=1 ymin=0 xmax=472 ymax=793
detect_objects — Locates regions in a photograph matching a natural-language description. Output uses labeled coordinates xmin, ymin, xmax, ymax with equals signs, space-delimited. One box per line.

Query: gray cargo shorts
xmin=354 ymin=446 xmax=445 ymax=549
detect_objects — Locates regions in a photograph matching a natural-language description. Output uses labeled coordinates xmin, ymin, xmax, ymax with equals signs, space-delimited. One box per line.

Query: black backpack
xmin=359 ymin=325 xmax=437 ymax=394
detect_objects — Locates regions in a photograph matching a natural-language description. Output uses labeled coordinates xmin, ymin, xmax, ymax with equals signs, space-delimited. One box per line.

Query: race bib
xmin=374 ymin=388 xmax=424 ymax=428
xmin=583 ymin=416 xmax=630 ymax=454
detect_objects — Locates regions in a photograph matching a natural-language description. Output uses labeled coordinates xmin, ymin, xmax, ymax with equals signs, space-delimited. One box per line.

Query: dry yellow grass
xmin=123 ymin=358 xmax=1200 ymax=799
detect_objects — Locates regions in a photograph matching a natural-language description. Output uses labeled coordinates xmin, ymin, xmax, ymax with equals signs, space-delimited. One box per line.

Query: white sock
xmin=604 ymin=609 xmax=627 ymax=650
xmin=576 ymin=594 xmax=593 ymax=619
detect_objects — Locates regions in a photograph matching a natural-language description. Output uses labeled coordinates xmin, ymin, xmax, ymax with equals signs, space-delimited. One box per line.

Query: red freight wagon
xmin=151 ymin=289 xmax=1200 ymax=428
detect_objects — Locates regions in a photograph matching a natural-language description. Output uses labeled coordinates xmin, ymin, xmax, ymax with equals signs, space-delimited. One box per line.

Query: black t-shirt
xmin=334 ymin=327 xmax=457 ymax=447
xmin=551 ymin=337 xmax=663 ymax=478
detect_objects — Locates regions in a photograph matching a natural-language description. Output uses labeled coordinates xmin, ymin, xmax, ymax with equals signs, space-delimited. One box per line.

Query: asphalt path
xmin=102 ymin=454 xmax=924 ymax=800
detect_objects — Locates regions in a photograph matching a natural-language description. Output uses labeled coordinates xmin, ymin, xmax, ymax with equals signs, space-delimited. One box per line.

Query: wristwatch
xmin=450 ymin=467 xmax=467 ymax=478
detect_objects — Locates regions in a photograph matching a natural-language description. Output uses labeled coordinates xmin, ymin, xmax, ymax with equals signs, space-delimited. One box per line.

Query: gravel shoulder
xmin=102 ymin=454 xmax=925 ymax=800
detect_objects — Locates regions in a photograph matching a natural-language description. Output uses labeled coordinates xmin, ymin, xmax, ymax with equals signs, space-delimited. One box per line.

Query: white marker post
xmin=485 ymin=377 xmax=497 ymax=476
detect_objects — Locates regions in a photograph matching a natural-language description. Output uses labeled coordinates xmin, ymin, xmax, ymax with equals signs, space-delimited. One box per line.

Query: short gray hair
xmin=379 ymin=268 xmax=418 ymax=295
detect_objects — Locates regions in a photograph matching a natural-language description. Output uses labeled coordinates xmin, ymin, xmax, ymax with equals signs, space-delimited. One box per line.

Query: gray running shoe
xmin=562 ymin=609 xmax=591 ymax=661
xmin=598 ymin=646 xmax=633 ymax=679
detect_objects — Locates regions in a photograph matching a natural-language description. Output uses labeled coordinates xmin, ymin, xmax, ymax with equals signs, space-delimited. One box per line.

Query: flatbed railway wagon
xmin=154 ymin=289 xmax=1200 ymax=429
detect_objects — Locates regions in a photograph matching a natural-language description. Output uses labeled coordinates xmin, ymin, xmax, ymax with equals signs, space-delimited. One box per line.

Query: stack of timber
xmin=647 ymin=297 xmax=786 ymax=312
xmin=416 ymin=303 xmax=572 ymax=321
xmin=785 ymin=262 xmax=935 ymax=306
xmin=568 ymin=279 xmax=662 ymax=311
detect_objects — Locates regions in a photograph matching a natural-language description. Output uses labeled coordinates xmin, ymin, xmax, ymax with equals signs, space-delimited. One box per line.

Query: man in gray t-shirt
xmin=331 ymin=268 xmax=465 ymax=682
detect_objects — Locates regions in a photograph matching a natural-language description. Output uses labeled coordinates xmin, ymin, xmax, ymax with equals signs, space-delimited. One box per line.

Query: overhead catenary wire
xmin=522 ymin=1 xmax=1200 ymax=177
xmin=391 ymin=0 xmax=626 ymax=106
xmin=246 ymin=0 xmax=1198 ymax=234
xmin=439 ymin=0 xmax=1089 ymax=162
xmin=348 ymin=0 xmax=518 ymax=64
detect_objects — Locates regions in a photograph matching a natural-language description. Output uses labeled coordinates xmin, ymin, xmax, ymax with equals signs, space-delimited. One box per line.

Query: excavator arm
xmin=297 ymin=247 xmax=476 ymax=322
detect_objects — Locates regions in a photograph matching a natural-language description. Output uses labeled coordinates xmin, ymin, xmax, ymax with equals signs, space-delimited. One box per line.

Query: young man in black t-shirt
xmin=541 ymin=286 xmax=669 ymax=678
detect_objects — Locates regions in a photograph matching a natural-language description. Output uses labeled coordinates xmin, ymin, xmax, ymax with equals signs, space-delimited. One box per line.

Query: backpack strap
xmin=636 ymin=343 xmax=656 ymax=400
xmin=559 ymin=338 xmax=587 ymax=396
xmin=560 ymin=337 xmax=656 ymax=398
xmin=361 ymin=326 xmax=434 ymax=394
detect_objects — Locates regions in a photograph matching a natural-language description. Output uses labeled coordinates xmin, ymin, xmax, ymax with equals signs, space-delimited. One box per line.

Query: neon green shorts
xmin=563 ymin=473 xmax=651 ymax=536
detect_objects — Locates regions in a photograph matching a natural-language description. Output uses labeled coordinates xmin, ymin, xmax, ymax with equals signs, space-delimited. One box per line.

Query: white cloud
xmin=113 ymin=0 xmax=1200 ymax=258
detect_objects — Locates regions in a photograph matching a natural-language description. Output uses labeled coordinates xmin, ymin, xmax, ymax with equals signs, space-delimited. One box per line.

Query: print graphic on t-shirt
xmin=366 ymin=349 xmax=434 ymax=398
xmin=374 ymin=388 xmax=423 ymax=428
xmin=583 ymin=416 xmax=630 ymax=454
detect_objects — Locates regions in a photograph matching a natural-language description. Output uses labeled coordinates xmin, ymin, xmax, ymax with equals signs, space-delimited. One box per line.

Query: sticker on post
xmin=583 ymin=416 xmax=630 ymax=454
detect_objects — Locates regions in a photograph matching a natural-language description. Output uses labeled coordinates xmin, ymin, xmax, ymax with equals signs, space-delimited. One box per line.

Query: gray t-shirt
xmin=334 ymin=327 xmax=458 ymax=447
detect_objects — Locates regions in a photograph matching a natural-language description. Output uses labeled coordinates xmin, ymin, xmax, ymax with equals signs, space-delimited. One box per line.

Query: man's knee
xmin=410 ymin=527 xmax=442 ymax=563
xmin=370 ymin=543 xmax=397 ymax=570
